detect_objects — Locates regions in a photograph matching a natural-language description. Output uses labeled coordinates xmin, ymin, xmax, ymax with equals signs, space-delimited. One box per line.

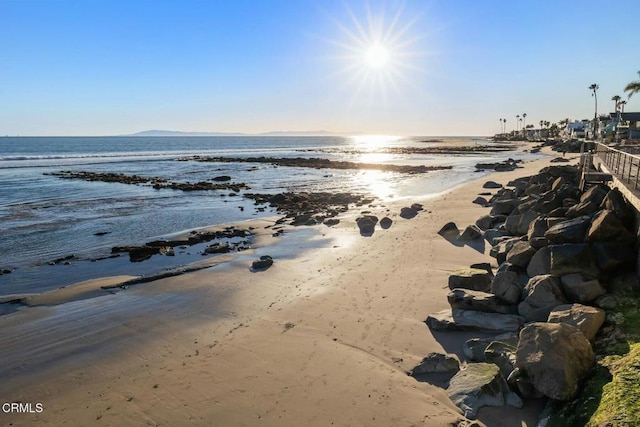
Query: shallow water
xmin=0 ymin=135 xmax=543 ymax=296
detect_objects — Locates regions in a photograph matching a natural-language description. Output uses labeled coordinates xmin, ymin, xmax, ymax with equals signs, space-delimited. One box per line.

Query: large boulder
xmin=484 ymin=340 xmax=517 ymax=378
xmin=592 ymin=241 xmax=637 ymax=271
xmin=526 ymin=246 xmax=551 ymax=277
xmin=518 ymin=274 xmax=566 ymax=322
xmin=448 ymin=268 xmax=492 ymax=292
xmin=491 ymin=199 xmax=518 ymax=216
xmin=549 ymin=243 xmax=599 ymax=277
xmin=547 ymin=304 xmax=605 ymax=341
xmin=459 ymin=225 xmax=483 ymax=241
xmin=425 ymin=309 xmax=524 ymax=332
xmin=476 ymin=214 xmax=506 ymax=231
xmin=544 ymin=216 xmax=591 ymax=244
xmin=506 ymin=241 xmax=537 ymax=268
xmin=447 ymin=363 xmax=522 ymax=419
xmin=491 ymin=270 xmax=523 ymax=305
xmin=447 ymin=289 xmax=516 ymax=314
xmin=559 ymin=274 xmax=606 ymax=303
xmin=438 ymin=222 xmax=460 ymax=240
xmin=586 ymin=209 xmax=635 ymax=244
xmin=463 ymin=332 xmax=519 ymax=362
xmin=515 ymin=322 xmax=594 ymax=400
xmin=565 ymin=185 xmax=609 ymax=218
xmin=483 ymin=229 xmax=512 ymax=246
xmin=601 ymin=187 xmax=635 ymax=229
xmin=409 ymin=352 xmax=460 ymax=376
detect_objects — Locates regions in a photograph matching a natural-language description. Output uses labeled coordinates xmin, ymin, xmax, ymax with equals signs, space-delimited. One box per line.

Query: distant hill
xmin=127 ymin=130 xmax=246 ymax=137
xmin=126 ymin=129 xmax=349 ymax=137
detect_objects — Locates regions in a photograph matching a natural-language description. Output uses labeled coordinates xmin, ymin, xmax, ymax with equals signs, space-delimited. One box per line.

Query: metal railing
xmin=595 ymin=142 xmax=640 ymax=189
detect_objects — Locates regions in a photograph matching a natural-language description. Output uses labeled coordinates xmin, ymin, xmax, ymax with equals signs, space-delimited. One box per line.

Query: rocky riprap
xmin=416 ymin=164 xmax=638 ymax=420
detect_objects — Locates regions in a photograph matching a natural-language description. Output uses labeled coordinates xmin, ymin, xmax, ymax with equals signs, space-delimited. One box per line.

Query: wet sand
xmin=0 ymin=147 xmax=575 ymax=426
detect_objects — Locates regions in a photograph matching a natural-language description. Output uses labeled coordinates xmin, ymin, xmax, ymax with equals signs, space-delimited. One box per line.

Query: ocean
xmin=0 ymin=135 xmax=542 ymax=297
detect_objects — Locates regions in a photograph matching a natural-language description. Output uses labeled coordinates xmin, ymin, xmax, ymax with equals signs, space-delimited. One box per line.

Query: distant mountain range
xmin=127 ymin=129 xmax=349 ymax=137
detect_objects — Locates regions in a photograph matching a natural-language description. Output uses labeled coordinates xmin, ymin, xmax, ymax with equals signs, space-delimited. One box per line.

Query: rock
xmin=470 ymin=262 xmax=493 ymax=277
xmin=475 ymin=214 xmax=506 ymax=231
xmin=323 ymin=218 xmax=340 ymax=227
xmin=212 ymin=175 xmax=232 ymax=181
xmin=438 ymin=222 xmax=460 ymax=240
xmin=472 ymin=196 xmax=489 ymax=207
xmin=491 ymin=270 xmax=523 ymax=305
xmin=565 ymin=185 xmax=609 ymax=218
xmin=505 ymin=242 xmax=537 ymax=268
xmin=490 ymin=237 xmax=521 ymax=265
xmin=379 ymin=216 xmax=392 ymax=229
xmin=400 ymin=207 xmax=418 ymax=219
xmin=518 ymin=274 xmax=566 ymax=322
xmin=485 ymin=340 xmax=517 ymax=378
xmin=490 ymin=199 xmax=517 ymax=216
xmin=204 ymin=243 xmax=232 ymax=254
xmin=507 ymin=367 xmax=544 ymax=399
xmin=526 ymin=246 xmax=551 ymax=277
xmin=252 ymin=255 xmax=274 ymax=270
xmin=601 ymin=187 xmax=635 ymax=229
xmin=544 ymin=216 xmax=591 ymax=244
xmin=559 ymin=274 xmax=606 ymax=303
xmin=594 ymin=294 xmax=620 ymax=310
xmin=549 ymin=243 xmax=599 ymax=277
xmin=483 ymin=229 xmax=512 ymax=246
xmin=425 ymin=309 xmax=524 ymax=332
xmin=483 ymin=181 xmax=503 ymax=189
xmin=447 ymin=363 xmax=522 ymax=419
xmin=515 ymin=322 xmax=594 ymax=400
xmin=586 ymin=209 xmax=635 ymax=244
xmin=547 ymin=304 xmax=605 ymax=341
xmin=448 ymin=268 xmax=492 ymax=292
xmin=411 ymin=203 xmax=424 ymax=211
xmin=410 ymin=353 xmax=460 ymax=376
xmin=463 ymin=333 xmax=518 ymax=362
xmin=356 ymin=216 xmax=376 ymax=236
xmin=447 ymin=289 xmax=516 ymax=314
xmin=592 ymin=242 xmax=636 ymax=271
xmin=459 ymin=225 xmax=482 ymax=241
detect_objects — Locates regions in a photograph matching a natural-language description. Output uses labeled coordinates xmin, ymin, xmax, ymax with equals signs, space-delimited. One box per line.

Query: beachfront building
xmin=601 ymin=112 xmax=640 ymax=142
xmin=564 ymin=120 xmax=590 ymax=139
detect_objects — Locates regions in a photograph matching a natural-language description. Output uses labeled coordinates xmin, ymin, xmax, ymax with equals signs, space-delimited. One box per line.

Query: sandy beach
xmin=0 ymin=147 xmax=574 ymax=427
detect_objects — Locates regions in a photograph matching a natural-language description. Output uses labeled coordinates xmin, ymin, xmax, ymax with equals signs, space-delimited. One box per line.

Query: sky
xmin=1 ymin=0 xmax=640 ymax=136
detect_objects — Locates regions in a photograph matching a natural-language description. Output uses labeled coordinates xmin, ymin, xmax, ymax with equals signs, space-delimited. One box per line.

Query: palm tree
xmin=589 ymin=83 xmax=599 ymax=139
xmin=620 ymin=100 xmax=627 ymax=113
xmin=516 ymin=115 xmax=520 ymax=132
xmin=624 ymin=71 xmax=640 ymax=99
xmin=522 ymin=113 xmax=527 ymax=138
xmin=612 ymin=95 xmax=621 ymax=112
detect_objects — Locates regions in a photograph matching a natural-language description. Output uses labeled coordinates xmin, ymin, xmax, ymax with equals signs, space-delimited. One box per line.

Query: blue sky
xmin=1 ymin=0 xmax=639 ymax=136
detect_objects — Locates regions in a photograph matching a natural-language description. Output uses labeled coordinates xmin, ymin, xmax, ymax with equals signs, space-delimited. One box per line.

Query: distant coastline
xmin=125 ymin=129 xmax=353 ymax=137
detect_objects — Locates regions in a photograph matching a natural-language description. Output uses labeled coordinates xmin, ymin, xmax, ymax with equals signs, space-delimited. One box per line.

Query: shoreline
xmin=0 ymin=145 xmax=565 ymax=426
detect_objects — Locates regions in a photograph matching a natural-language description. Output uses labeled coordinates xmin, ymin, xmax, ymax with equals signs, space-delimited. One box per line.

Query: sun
xmin=365 ymin=43 xmax=390 ymax=69
xmin=321 ymin=2 xmax=431 ymax=101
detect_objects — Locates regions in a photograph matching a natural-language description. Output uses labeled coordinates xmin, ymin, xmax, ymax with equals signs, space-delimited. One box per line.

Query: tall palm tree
xmin=624 ymin=71 xmax=640 ymax=99
xmin=522 ymin=113 xmax=527 ymax=138
xmin=620 ymin=100 xmax=627 ymax=113
xmin=516 ymin=115 xmax=520 ymax=132
xmin=589 ymin=83 xmax=599 ymax=138
xmin=612 ymin=95 xmax=621 ymax=111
